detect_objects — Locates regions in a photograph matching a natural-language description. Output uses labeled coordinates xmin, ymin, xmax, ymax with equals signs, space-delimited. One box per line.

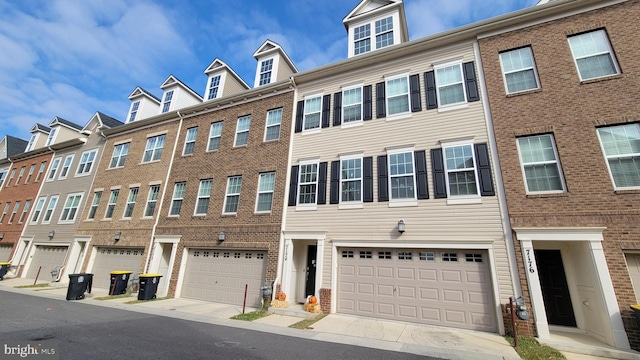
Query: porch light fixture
xmin=218 ymin=231 xmax=226 ymax=242
xmin=397 ymin=220 xmax=405 ymax=234
xmin=114 ymin=232 xmax=121 ymax=242
xmin=48 ymin=230 xmax=55 ymax=239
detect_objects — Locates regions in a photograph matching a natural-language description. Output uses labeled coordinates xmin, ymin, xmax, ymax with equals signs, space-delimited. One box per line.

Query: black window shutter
xmin=376 ymin=82 xmax=386 ymax=118
xmin=463 ymin=62 xmax=480 ymax=102
xmin=424 ymin=71 xmax=438 ymax=110
xmin=377 ymin=155 xmax=388 ymax=202
xmin=288 ymin=165 xmax=299 ymax=206
xmin=363 ymin=157 xmax=373 ymax=202
xmin=431 ymin=149 xmax=447 ymax=199
xmin=414 ymin=150 xmax=429 ymax=199
xmin=317 ymin=162 xmax=328 ymax=204
xmin=474 ymin=143 xmax=495 ymax=196
xmin=330 ymin=161 xmax=340 ymax=204
xmin=333 ymin=93 xmax=342 ymax=126
xmin=409 ymin=74 xmax=422 ymax=112
xmin=321 ymin=95 xmax=331 ymax=128
xmin=295 ymin=101 xmax=304 ymax=133
xmin=363 ymin=85 xmax=373 ymax=121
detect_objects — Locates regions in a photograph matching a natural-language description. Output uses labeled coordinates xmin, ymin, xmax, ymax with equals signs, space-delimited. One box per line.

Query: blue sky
xmin=0 ymin=0 xmax=535 ymax=140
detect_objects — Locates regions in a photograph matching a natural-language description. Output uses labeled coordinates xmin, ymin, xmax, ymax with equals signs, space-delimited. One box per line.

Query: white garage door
xmin=338 ymin=248 xmax=496 ymax=332
xmin=26 ymin=245 xmax=68 ymax=280
xmin=182 ymin=249 xmax=267 ymax=307
xmin=90 ymin=247 xmax=145 ymax=289
xmin=0 ymin=244 xmax=13 ymax=261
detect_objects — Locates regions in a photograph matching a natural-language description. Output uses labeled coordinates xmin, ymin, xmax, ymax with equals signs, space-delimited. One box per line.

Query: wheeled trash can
xmin=66 ymin=273 xmax=93 ymax=300
xmin=0 ymin=262 xmax=10 ymax=280
xmin=138 ymin=274 xmax=162 ymax=300
xmin=109 ymin=270 xmax=132 ymax=295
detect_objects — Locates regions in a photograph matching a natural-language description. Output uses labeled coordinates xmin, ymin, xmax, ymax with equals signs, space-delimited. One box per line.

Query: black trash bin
xmin=138 ymin=274 xmax=162 ymax=300
xmin=0 ymin=262 xmax=10 ymax=280
xmin=109 ymin=271 xmax=132 ymax=295
xmin=66 ymin=273 xmax=93 ymax=300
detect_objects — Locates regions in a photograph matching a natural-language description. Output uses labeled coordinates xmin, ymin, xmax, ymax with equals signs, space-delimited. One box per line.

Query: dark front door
xmin=305 ymin=245 xmax=317 ymax=297
xmin=535 ymin=249 xmax=576 ymax=327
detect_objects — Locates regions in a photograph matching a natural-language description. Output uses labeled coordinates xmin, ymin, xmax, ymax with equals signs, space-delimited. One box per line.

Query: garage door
xmin=0 ymin=244 xmax=13 ymax=261
xmin=625 ymin=253 xmax=640 ymax=303
xmin=26 ymin=245 xmax=68 ymax=280
xmin=90 ymin=247 xmax=145 ymax=289
xmin=338 ymin=248 xmax=496 ymax=332
xmin=182 ymin=249 xmax=266 ymax=307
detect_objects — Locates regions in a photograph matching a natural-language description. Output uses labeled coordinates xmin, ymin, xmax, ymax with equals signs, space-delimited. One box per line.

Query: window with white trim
xmin=298 ymin=162 xmax=318 ymax=205
xmin=342 ymin=86 xmax=363 ymax=123
xmin=128 ymin=101 xmax=140 ymax=123
xmin=341 ymin=157 xmax=362 ymax=203
xmin=31 ymin=197 xmax=46 ymax=223
xmin=42 ymin=196 xmax=58 ymax=224
xmin=375 ymin=16 xmax=394 ymax=49
xmin=303 ymin=95 xmax=322 ymax=131
xmin=195 ymin=179 xmax=212 ymax=215
xmin=0 ymin=170 xmax=6 ymax=188
xmin=223 ymin=176 xmax=242 ymax=214
xmin=444 ymin=144 xmax=479 ymax=196
xmin=353 ymin=24 xmax=371 ymax=55
xmin=208 ymin=122 xmax=223 ymax=151
xmin=59 ymin=154 xmax=74 ymax=179
xmin=16 ymin=166 xmax=25 ymax=184
xmin=234 ymin=116 xmax=251 ymax=147
xmin=87 ymin=191 xmax=101 ymax=220
xmin=143 ymin=135 xmax=165 ymax=162
xmin=19 ymin=199 xmax=31 ymax=223
xmin=183 ymin=127 xmax=198 ymax=155
xmin=161 ymin=90 xmax=173 ymax=113
xmin=60 ymin=193 xmax=83 ymax=222
xmin=169 ymin=182 xmax=186 ymax=216
xmin=47 ymin=158 xmax=61 ymax=181
xmin=568 ymin=29 xmax=619 ymax=81
xmin=500 ymin=47 xmax=540 ymax=94
xmin=207 ymin=75 xmax=221 ymax=100
xmin=110 ymin=143 xmax=129 ymax=168
xmin=25 ymin=164 xmax=35 ymax=183
xmin=352 ymin=16 xmax=394 ymax=56
xmin=6 ymin=168 xmax=15 ymax=187
xmin=35 ymin=161 xmax=47 ymax=182
xmin=105 ymin=189 xmax=119 ymax=219
xmin=597 ymin=123 xmax=640 ymax=189
xmin=45 ymin=128 xmax=57 ymax=146
xmin=256 ymin=172 xmax=275 ymax=212
xmin=386 ymin=76 xmax=409 ymax=116
xmin=123 ymin=187 xmax=139 ymax=218
xmin=264 ymin=108 xmax=282 ymax=141
xmin=435 ymin=63 xmax=466 ymax=106
xmin=258 ymin=59 xmax=273 ymax=86
xmin=517 ymin=134 xmax=565 ymax=193
xmin=25 ymin=134 xmax=36 ymax=152
xmin=76 ymin=149 xmax=97 ymax=175
xmin=388 ymin=151 xmax=415 ymax=200
xmin=8 ymin=201 xmax=20 ymax=223
xmin=144 ymin=185 xmax=160 ymax=217
xmin=0 ymin=203 xmax=9 ymax=223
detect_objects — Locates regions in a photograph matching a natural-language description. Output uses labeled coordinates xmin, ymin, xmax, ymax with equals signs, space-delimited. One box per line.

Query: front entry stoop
xmin=269 ymin=304 xmax=317 ymax=318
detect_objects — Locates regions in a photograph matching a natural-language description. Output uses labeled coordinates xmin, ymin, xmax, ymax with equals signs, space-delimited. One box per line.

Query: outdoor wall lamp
xmin=397 ymin=219 xmax=405 ymax=234
xmin=0 ymin=233 xmax=4 ymax=239
xmin=218 ymin=231 xmax=226 ymax=242
xmin=48 ymin=230 xmax=55 ymax=239
xmin=114 ymin=232 xmax=121 ymax=242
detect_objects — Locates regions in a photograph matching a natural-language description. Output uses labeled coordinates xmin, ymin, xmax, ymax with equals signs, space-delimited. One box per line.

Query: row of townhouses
xmin=0 ymin=0 xmax=638 ymax=351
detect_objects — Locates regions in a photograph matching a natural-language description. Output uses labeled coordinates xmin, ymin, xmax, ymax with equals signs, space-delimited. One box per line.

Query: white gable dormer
xmin=46 ymin=117 xmax=82 ymax=145
xmin=343 ymin=0 xmax=408 ymax=58
xmin=252 ymin=40 xmax=297 ymax=88
xmin=126 ymin=87 xmax=161 ymax=123
xmin=25 ymin=124 xmax=49 ymax=151
xmin=159 ymin=75 xmax=203 ymax=114
xmin=204 ymin=58 xmax=250 ymax=101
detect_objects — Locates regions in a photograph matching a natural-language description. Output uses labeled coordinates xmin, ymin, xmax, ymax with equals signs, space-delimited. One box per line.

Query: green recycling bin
xmin=109 ymin=270 xmax=132 ymax=295
xmin=138 ymin=274 xmax=162 ymax=300
xmin=0 ymin=262 xmax=10 ymax=280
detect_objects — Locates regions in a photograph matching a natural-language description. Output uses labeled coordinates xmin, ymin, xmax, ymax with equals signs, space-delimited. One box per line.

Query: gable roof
xmin=204 ymin=58 xmax=250 ymax=90
xmin=128 ymin=86 xmax=161 ymax=103
xmin=2 ymin=135 xmax=28 ymax=158
xmin=48 ymin=116 xmax=83 ymax=131
xmin=82 ymin=111 xmax=124 ymax=132
xmin=30 ymin=123 xmax=51 ymax=134
xmin=160 ymin=74 xmax=204 ymax=100
xmin=252 ymin=39 xmax=298 ymax=73
xmin=343 ymin=0 xmax=409 ymax=42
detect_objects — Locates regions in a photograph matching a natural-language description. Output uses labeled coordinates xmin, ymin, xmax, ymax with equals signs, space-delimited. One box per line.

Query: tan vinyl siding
xmin=169 ymin=87 xmax=201 ymax=112
xmin=223 ymin=75 xmax=249 ymax=97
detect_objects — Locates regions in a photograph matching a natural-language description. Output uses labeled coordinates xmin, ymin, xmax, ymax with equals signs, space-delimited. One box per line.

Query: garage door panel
xmin=441 ymin=270 xmax=462 ymax=282
xmin=358 ymin=266 xmax=374 ymax=277
xmin=377 ymin=284 xmax=393 ymax=296
xmin=377 ymin=302 xmax=394 ymax=316
xmin=445 ymin=309 xmax=466 ymax=325
xmin=418 ymin=269 xmax=437 ymax=281
xmin=0 ymin=244 xmax=13 ymax=261
xmin=398 ymin=305 xmax=417 ymax=318
xmin=397 ymin=267 xmax=415 ymax=280
xmin=397 ymin=286 xmax=415 ymax=298
xmin=421 ymin=307 xmax=441 ymax=321
xmin=90 ymin=247 xmax=145 ymax=289
xmin=420 ymin=288 xmax=439 ymax=300
xmin=26 ymin=246 xmax=68 ymax=279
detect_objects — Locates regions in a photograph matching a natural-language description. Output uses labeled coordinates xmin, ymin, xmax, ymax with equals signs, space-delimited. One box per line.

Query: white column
xmin=315 ymin=239 xmax=324 ymax=297
xmin=521 ymin=240 xmax=550 ymax=339
xmin=281 ymin=238 xmax=294 ymax=297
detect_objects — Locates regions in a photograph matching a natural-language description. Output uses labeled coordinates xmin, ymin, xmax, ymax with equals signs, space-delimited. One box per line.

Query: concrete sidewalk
xmin=2 ymin=277 xmax=636 ymax=360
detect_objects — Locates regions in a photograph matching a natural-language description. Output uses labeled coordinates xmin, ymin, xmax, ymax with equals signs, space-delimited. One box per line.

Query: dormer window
xmin=354 ymin=24 xmax=371 ymax=55
xmin=128 ymin=101 xmax=140 ymax=123
xmin=25 ymin=134 xmax=37 ymax=152
xmin=162 ymin=90 xmax=174 ymax=113
xmin=352 ymin=16 xmax=394 ymax=56
xmin=45 ymin=128 xmax=57 ymax=146
xmin=259 ymin=59 xmax=273 ymax=86
xmin=208 ymin=75 xmax=221 ymax=100
xmin=375 ymin=17 xmax=394 ymax=49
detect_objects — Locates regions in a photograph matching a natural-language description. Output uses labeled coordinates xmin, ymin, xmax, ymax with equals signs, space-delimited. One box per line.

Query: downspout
xmin=473 ymin=41 xmax=522 ymax=297
xmin=143 ymin=111 xmax=184 ymax=274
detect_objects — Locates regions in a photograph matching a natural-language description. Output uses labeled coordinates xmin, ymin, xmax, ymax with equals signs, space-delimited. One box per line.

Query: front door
xmin=305 ymin=245 xmax=317 ymax=297
xmin=535 ymin=249 xmax=576 ymax=327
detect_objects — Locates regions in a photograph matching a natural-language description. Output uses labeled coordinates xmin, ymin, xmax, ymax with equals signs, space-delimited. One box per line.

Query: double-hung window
xmin=342 ymin=86 xmax=363 ymax=124
xmin=208 ymin=75 xmax=221 ymax=100
xmin=77 ymin=149 xmax=97 ymax=175
xmin=258 ymin=59 xmax=273 ymax=86
xmin=500 ymin=47 xmax=540 ymax=94
xmin=443 ymin=143 xmax=479 ymax=197
xmin=223 ymin=176 xmax=242 ymax=214
xmin=517 ymin=134 xmax=565 ymax=193
xmin=388 ymin=151 xmax=416 ymax=200
xmin=298 ymin=162 xmax=318 ymax=205
xmin=25 ymin=164 xmax=35 ymax=183
xmin=435 ymin=63 xmax=466 ymax=106
xmin=87 ymin=191 xmax=101 ymax=220
xmin=161 ymin=90 xmax=173 ymax=113
xmin=47 ymin=158 xmax=61 ymax=181
xmin=8 ymin=202 xmax=20 ymax=223
xmin=31 ymin=197 xmax=46 ymax=224
xmin=568 ymin=29 xmax=619 ymax=81
xmin=234 ymin=116 xmax=251 ymax=147
xmin=183 ymin=127 xmax=198 ymax=155
xmin=45 ymin=128 xmax=57 ymax=146
xmin=341 ymin=157 xmax=362 ymax=203
xmin=256 ymin=172 xmax=275 ymax=212
xmin=105 ymin=189 xmax=119 ymax=219
xmin=35 ymin=161 xmax=47 ymax=182
xmin=42 ymin=196 xmax=58 ymax=224
xmin=110 ymin=143 xmax=130 ymax=168
xmin=144 ymin=185 xmax=160 ymax=217
xmin=169 ymin=182 xmax=186 ymax=216
xmin=208 ymin=122 xmax=223 ymax=151
xmin=25 ymin=134 xmax=36 ymax=152
xmin=375 ymin=16 xmax=394 ymax=49
xmin=16 ymin=167 xmax=25 ymax=184
xmin=597 ymin=123 xmax=640 ymax=189
xmin=0 ymin=170 xmax=6 ymax=187
xmin=352 ymin=16 xmax=394 ymax=56
xmin=195 ymin=179 xmax=212 ymax=215
xmin=19 ymin=199 xmax=31 ymax=223
xmin=386 ymin=76 xmax=409 ymax=116
xmin=128 ymin=101 xmax=140 ymax=123
xmin=143 ymin=134 xmax=165 ymax=162
xmin=264 ymin=109 xmax=282 ymax=141
xmin=59 ymin=154 xmax=74 ymax=179
xmin=60 ymin=193 xmax=83 ymax=222
xmin=353 ymin=24 xmax=371 ymax=55
xmin=6 ymin=168 xmax=15 ymax=187
xmin=0 ymin=203 xmax=10 ymax=223
xmin=303 ymin=96 xmax=322 ymax=131
xmin=123 ymin=187 xmax=139 ymax=218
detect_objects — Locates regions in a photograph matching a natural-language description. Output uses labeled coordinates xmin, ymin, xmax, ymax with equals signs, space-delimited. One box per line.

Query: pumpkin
xmin=309 ymin=295 xmax=317 ymax=304
xmin=277 ymin=292 xmax=286 ymax=301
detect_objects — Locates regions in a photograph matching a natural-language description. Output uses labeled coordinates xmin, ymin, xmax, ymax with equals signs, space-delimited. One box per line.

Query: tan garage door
xmin=0 ymin=244 xmax=13 ymax=261
xmin=182 ymin=249 xmax=266 ymax=307
xmin=26 ymin=245 xmax=68 ymax=280
xmin=338 ymin=248 xmax=496 ymax=332
xmin=625 ymin=253 xmax=640 ymax=303
xmin=90 ymin=247 xmax=145 ymax=289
